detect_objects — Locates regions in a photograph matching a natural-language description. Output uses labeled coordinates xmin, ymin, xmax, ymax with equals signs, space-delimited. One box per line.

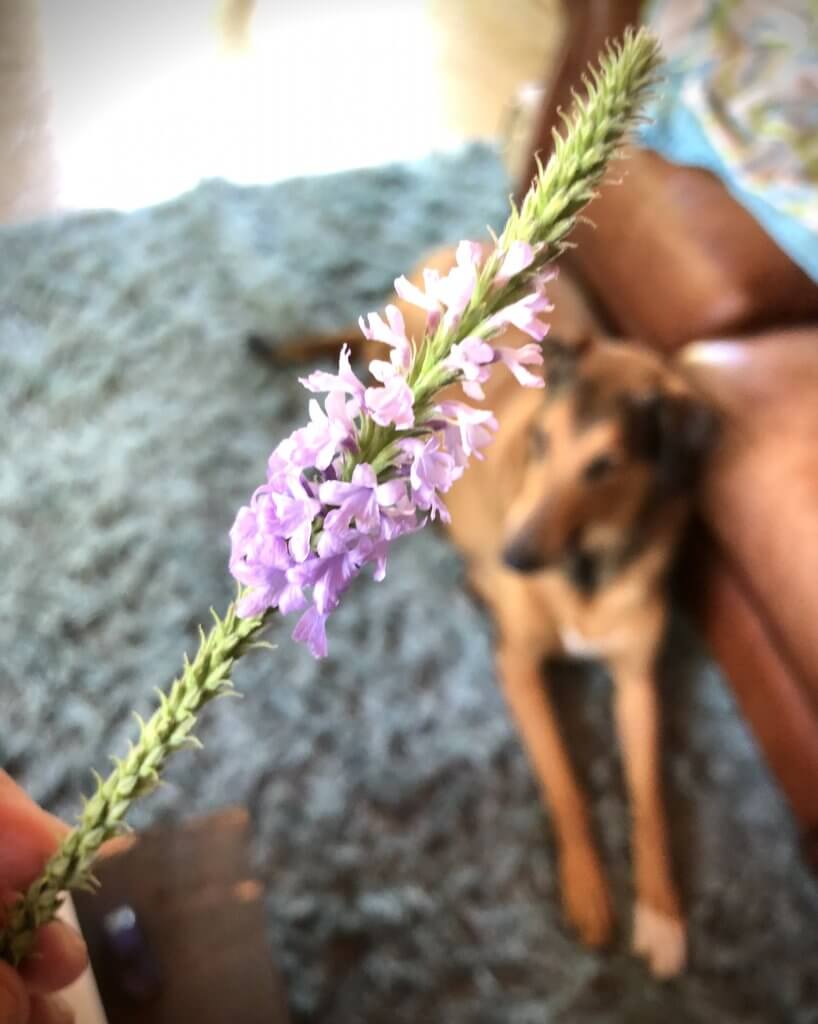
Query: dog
xmin=259 ymin=247 xmax=719 ymax=978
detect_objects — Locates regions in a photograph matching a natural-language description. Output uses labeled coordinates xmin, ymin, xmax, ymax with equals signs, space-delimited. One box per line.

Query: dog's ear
xmin=625 ymin=391 xmax=720 ymax=492
xmin=542 ymin=335 xmax=590 ymax=395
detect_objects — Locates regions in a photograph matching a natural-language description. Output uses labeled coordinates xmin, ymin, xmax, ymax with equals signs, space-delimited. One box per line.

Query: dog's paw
xmin=632 ymin=902 xmax=686 ymax=979
xmin=559 ymin=842 xmax=614 ymax=948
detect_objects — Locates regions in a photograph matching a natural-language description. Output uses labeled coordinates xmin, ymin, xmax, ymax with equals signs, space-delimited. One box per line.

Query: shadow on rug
xmin=2 ymin=144 xmax=817 ymax=1023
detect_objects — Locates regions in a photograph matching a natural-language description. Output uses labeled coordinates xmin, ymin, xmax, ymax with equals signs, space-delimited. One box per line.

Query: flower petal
xmin=394 ymin=274 xmax=438 ymax=313
xmin=376 ymin=478 xmax=406 ymax=507
xmin=456 ymin=240 xmax=483 ymax=268
xmin=496 ymin=241 xmax=535 ymax=284
xmin=293 ymin=607 xmax=329 ymax=658
xmin=365 ymin=377 xmax=415 ymax=429
xmin=497 ymin=344 xmax=545 ymax=388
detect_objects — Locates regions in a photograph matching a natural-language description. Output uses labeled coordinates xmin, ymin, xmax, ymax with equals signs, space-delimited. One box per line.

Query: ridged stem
xmin=0 ymin=603 xmax=268 ymax=965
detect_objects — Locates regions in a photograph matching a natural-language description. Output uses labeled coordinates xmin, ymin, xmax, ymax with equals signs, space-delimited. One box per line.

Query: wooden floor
xmin=0 ymin=0 xmax=563 ymax=223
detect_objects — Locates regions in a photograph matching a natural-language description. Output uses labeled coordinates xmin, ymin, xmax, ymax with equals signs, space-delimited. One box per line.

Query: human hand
xmin=0 ymin=773 xmax=88 ymax=1023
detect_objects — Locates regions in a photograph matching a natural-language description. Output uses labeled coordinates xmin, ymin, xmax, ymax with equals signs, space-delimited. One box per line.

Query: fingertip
xmin=19 ymin=922 xmax=88 ymax=994
xmin=29 ymin=993 xmax=74 ymax=1024
xmin=0 ymin=775 xmax=67 ymax=890
xmin=0 ymin=961 xmax=29 ymax=1024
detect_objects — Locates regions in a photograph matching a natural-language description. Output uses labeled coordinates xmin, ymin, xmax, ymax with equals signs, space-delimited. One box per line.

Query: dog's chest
xmin=558 ymin=625 xmax=603 ymax=659
xmin=543 ymin=572 xmax=651 ymax=662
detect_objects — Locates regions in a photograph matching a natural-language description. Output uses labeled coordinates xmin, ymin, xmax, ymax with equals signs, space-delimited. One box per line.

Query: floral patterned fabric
xmin=640 ymin=0 xmax=818 ymax=281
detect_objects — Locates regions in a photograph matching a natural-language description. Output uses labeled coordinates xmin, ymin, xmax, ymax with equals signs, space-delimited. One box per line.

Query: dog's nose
xmin=502 ymin=538 xmax=545 ymax=574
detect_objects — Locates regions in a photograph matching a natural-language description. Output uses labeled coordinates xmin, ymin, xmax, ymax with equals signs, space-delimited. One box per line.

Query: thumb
xmin=0 ymin=962 xmax=28 ymax=1024
xmin=0 ymin=774 xmax=66 ymax=892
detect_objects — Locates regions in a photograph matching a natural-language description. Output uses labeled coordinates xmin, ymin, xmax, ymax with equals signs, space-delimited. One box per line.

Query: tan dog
xmin=263 ymin=247 xmax=719 ymax=978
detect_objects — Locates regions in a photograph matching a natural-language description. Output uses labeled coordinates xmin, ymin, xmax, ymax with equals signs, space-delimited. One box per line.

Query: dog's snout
xmin=502 ymin=537 xmax=545 ymax=574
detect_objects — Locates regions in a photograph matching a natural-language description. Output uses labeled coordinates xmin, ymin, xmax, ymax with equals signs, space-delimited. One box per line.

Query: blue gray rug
xmin=2 ymin=145 xmax=818 ymax=1023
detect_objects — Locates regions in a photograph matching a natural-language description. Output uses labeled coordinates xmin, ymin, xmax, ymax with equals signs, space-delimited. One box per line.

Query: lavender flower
xmin=359 ymin=305 xmax=412 ymax=377
xmin=291 ymin=606 xmax=329 ymax=659
xmin=443 ymin=336 xmax=495 ymax=400
xmin=299 ymin=343 xmax=365 ymax=401
xmin=495 ymin=240 xmax=537 ymax=285
xmin=437 ymin=401 xmax=499 ymax=469
xmin=436 ymin=240 xmax=482 ymax=329
xmin=496 ymin=344 xmax=547 ymax=388
xmin=394 ymin=271 xmax=441 ymax=326
xmin=364 ymin=375 xmax=416 ymax=429
xmin=486 ymin=286 xmax=553 ymax=341
xmin=229 ymin=238 xmax=552 ymax=656
xmin=319 ymin=464 xmax=406 ymax=534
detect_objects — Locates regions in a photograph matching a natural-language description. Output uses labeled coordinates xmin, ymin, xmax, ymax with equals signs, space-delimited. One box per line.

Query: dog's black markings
xmin=541 ymin=336 xmax=584 ymax=397
xmin=571 ymin=377 xmax=612 ymax=429
xmin=562 ymin=546 xmax=602 ymax=596
xmin=624 ymin=392 xmax=720 ymax=494
xmin=559 ymin=484 xmax=669 ymax=599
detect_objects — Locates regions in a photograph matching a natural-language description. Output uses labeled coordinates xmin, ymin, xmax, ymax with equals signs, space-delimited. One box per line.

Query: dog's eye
xmin=529 ymin=426 xmax=550 ymax=459
xmin=584 ymin=453 xmax=616 ymax=482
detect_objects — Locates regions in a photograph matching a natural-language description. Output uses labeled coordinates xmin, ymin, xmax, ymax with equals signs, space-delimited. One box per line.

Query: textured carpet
xmin=2 ymin=146 xmax=818 ymax=1023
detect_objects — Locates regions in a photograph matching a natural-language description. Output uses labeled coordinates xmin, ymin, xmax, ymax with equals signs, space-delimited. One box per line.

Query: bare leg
xmin=497 ymin=645 xmax=613 ymax=947
xmin=612 ymin=663 xmax=686 ymax=978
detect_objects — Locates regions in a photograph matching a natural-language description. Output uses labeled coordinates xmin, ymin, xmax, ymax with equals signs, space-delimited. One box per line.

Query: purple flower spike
xmin=230 ymin=231 xmax=554 ymax=656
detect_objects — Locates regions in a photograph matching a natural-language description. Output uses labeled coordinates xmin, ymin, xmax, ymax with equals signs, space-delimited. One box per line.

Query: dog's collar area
xmin=559 ymin=482 xmax=671 ymax=597
xmin=561 ymin=546 xmax=603 ymax=596
xmin=502 ymin=541 xmax=628 ymax=595
xmin=559 ymin=532 xmax=649 ymax=598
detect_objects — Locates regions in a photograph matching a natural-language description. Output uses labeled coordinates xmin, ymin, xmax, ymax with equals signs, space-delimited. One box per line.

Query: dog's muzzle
xmin=501 ymin=537 xmax=546 ymax=574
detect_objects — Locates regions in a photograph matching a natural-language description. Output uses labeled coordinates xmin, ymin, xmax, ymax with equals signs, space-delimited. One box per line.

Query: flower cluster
xmin=229 ymin=240 xmax=552 ymax=656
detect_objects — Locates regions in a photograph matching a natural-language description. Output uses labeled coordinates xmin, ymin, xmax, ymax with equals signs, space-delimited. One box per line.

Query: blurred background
xmin=0 ymin=0 xmax=562 ymax=220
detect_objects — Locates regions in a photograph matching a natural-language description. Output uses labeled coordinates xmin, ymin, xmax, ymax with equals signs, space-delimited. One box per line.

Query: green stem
xmin=0 ymin=602 xmax=268 ymax=966
xmin=366 ymin=27 xmax=661 ymax=439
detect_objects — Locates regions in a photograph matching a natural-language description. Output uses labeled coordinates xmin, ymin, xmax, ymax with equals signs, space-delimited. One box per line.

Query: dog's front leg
xmin=497 ymin=646 xmax=613 ymax=948
xmin=612 ymin=656 xmax=686 ymax=979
